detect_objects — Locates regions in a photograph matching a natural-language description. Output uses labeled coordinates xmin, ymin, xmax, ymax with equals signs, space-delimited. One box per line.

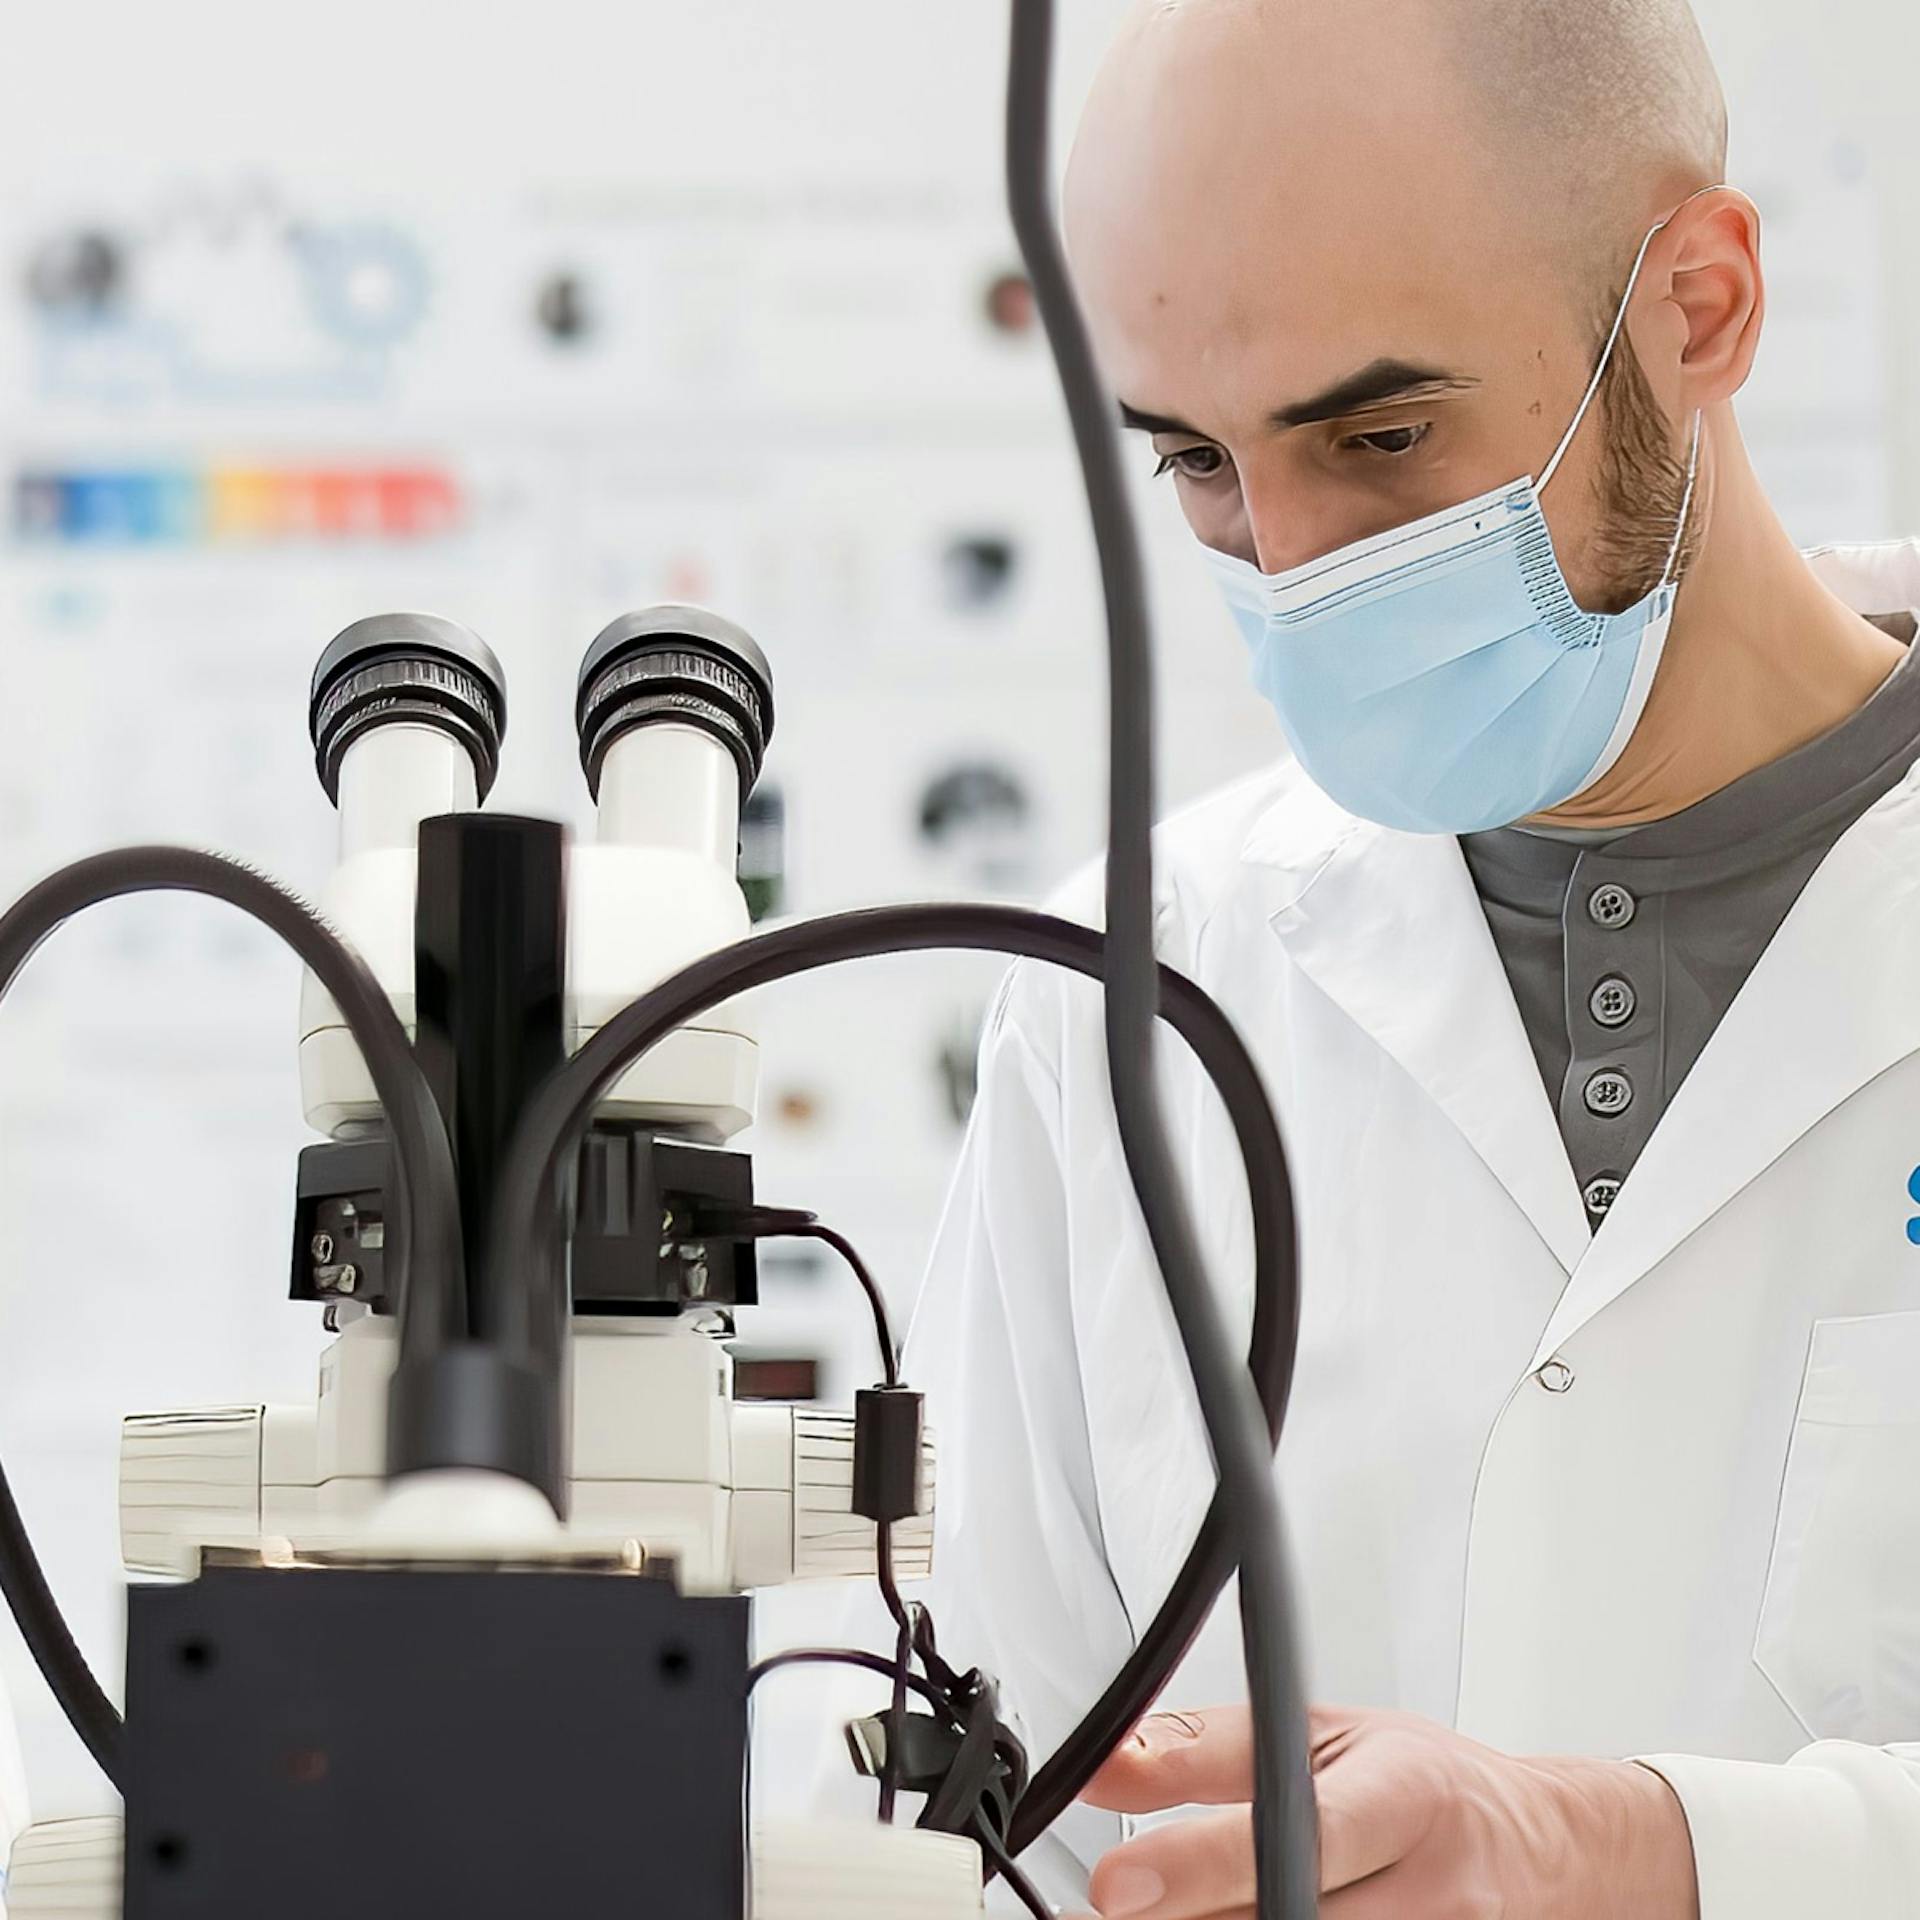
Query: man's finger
xmin=1081 ymin=1708 xmax=1253 ymax=1813
xmin=1315 ymin=1740 xmax=1432 ymax=1894
xmin=1086 ymin=1806 xmax=1254 ymax=1920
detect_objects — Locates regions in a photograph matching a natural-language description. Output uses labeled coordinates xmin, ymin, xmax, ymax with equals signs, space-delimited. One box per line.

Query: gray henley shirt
xmin=1460 ymin=631 xmax=1920 ymax=1230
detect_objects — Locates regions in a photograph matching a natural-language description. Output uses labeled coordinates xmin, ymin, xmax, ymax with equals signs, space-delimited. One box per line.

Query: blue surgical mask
xmin=1207 ymin=213 xmax=1703 ymax=836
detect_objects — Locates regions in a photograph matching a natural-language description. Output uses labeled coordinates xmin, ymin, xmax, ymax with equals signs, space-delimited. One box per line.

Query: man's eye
xmin=1152 ymin=445 xmax=1228 ymax=482
xmin=1340 ymin=423 xmax=1432 ymax=458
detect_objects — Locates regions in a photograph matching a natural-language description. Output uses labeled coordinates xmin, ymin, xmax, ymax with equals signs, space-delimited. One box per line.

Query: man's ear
xmin=1643 ymin=188 xmax=1765 ymax=410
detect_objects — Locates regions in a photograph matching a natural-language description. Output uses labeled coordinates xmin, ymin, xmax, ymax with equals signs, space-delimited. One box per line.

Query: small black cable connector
xmin=747 ymin=1642 xmax=1027 ymax=1844
xmin=845 ymin=1661 xmax=1029 ymax=1847
xmin=853 ymin=1388 xmax=925 ymax=1527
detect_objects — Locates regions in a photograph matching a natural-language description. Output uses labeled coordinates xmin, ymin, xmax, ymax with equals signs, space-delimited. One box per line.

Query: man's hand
xmin=1077 ymin=1705 xmax=1699 ymax=1918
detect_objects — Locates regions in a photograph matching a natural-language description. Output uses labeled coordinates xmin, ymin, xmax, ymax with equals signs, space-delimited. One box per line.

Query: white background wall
xmin=0 ymin=0 xmax=1911 ymax=1833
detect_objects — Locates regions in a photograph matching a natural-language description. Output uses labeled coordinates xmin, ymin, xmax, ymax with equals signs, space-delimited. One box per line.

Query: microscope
xmin=130 ymin=609 xmax=935 ymax=1600
xmin=3 ymin=609 xmax=973 ymax=1920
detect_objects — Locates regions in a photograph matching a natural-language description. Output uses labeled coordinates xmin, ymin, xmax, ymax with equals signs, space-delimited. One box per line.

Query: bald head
xmin=1070 ymin=0 xmax=1726 ymax=303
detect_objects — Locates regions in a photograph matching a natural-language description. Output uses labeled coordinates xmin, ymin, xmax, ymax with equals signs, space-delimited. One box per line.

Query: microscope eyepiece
xmin=576 ymin=605 xmax=774 ymax=805
xmin=310 ymin=612 xmax=507 ymax=805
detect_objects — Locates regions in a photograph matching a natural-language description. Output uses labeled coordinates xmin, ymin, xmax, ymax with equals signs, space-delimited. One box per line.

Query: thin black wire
xmin=875 ymin=1517 xmax=913 ymax=1637
xmin=716 ymin=1212 xmax=899 ymax=1389
xmin=791 ymin=1222 xmax=899 ymax=1389
xmin=1003 ymin=7 xmax=1315 ymax=1916
xmin=878 ymin=1533 xmax=913 ymax=1824
xmin=0 ymin=846 xmax=463 ymax=1791
xmin=974 ymin=1815 xmax=1054 ymax=1920
xmin=715 ymin=1212 xmax=911 ymax=1817
xmin=746 ymin=1646 xmax=952 ymax=1719
xmin=483 ymin=902 xmax=1298 ymax=1854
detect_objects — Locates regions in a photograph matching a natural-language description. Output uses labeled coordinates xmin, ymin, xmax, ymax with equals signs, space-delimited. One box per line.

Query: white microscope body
xmin=4 ymin=610 xmax=972 ymax=1920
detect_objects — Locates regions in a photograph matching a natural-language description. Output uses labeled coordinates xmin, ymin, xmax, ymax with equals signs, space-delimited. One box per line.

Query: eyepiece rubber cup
xmin=310 ymin=613 xmax=507 ymax=805
xmin=575 ymin=606 xmax=775 ymax=804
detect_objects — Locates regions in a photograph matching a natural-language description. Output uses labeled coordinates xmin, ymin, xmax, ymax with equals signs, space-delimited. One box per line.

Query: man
xmin=898 ymin=0 xmax=1920 ymax=1914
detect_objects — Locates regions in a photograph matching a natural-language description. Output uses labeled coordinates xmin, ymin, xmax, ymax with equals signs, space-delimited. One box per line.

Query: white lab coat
xmin=0 ymin=1696 xmax=24 ymax=1909
xmin=902 ymin=544 xmax=1920 ymax=1915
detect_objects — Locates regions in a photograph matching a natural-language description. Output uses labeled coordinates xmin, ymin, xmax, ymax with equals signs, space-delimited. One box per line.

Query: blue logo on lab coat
xmin=1906 ymin=1166 xmax=1920 ymax=1245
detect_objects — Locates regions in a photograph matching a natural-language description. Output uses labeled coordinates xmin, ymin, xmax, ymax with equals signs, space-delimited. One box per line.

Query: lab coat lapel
xmin=1247 ymin=800 xmax=1593 ymax=1274
xmin=1530 ymin=764 xmax=1920 ymax=1365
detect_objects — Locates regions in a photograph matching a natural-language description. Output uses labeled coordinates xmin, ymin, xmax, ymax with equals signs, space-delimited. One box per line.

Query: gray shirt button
xmin=1582 ymin=1174 xmax=1624 ymax=1218
xmin=1584 ymin=1068 xmax=1633 ymax=1117
xmin=1588 ymin=883 xmax=1637 ymax=929
xmin=1589 ymin=976 xmax=1636 ymax=1028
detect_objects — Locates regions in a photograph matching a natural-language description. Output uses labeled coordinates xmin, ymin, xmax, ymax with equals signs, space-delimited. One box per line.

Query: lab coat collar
xmin=1242 ymin=741 xmax=1920 ymax=1352
xmin=1529 ymin=749 xmax=1920 ymax=1363
xmin=1243 ymin=794 xmax=1596 ymax=1276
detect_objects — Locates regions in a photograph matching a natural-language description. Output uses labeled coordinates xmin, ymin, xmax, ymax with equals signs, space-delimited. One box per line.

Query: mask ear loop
xmin=1539 ymin=225 xmax=1665 ymax=494
xmin=1660 ymin=412 xmax=1705 ymax=589
xmin=1538 ymin=184 xmax=1725 ymax=497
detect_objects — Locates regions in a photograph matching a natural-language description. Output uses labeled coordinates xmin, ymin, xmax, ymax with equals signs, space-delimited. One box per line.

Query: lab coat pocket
xmin=1754 ymin=1312 xmax=1920 ymax=1744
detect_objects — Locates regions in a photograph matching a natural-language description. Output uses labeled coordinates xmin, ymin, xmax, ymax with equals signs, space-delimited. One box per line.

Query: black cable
xmin=794 ymin=1223 xmax=898 ymax=1389
xmin=1002 ymin=8 xmax=1316 ymax=1917
xmin=747 ymin=1646 xmax=952 ymax=1717
xmin=699 ymin=1208 xmax=900 ymax=1390
xmin=0 ymin=846 xmax=464 ymax=1791
xmin=0 ymin=1473 xmax=119 ymax=1790
xmin=875 ymin=1515 xmax=913 ymax=1638
xmin=828 ymin=1245 xmax=909 ymax=1829
xmin=481 ymin=902 xmax=1297 ymax=1836
xmin=974 ymin=1815 xmax=1054 ymax=1920
xmin=878 ymin=1529 xmax=912 ymax=1823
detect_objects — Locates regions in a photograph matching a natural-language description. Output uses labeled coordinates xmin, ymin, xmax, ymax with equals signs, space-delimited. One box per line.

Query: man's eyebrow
xmin=1117 ymin=360 xmax=1478 ymax=440
xmin=1119 ymin=401 xmax=1202 ymax=436
xmin=1270 ymin=359 xmax=1479 ymax=429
